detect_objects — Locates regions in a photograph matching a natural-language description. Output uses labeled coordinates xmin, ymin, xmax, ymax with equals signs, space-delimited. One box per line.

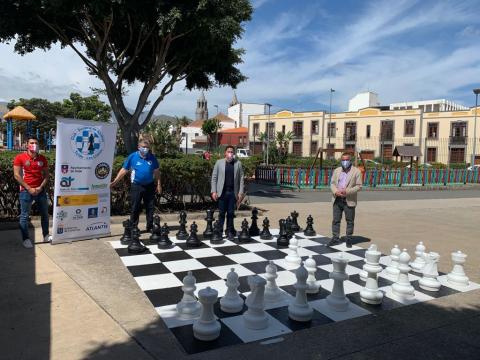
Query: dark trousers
xmin=218 ymin=190 xmax=236 ymax=235
xmin=130 ymin=182 xmax=155 ymax=229
xmin=19 ymin=190 xmax=49 ymax=241
xmin=332 ymin=197 xmax=355 ymax=239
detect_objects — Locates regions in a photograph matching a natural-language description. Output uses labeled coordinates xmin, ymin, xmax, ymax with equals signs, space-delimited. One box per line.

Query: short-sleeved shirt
xmin=122 ymin=151 xmax=159 ymax=185
xmin=13 ymin=152 xmax=48 ymax=191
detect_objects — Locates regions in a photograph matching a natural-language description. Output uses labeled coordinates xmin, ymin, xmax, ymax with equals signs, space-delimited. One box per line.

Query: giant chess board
xmin=109 ymin=228 xmax=480 ymax=355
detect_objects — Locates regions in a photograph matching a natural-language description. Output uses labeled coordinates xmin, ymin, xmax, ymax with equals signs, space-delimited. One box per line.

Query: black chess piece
xmin=248 ymin=207 xmax=260 ymax=236
xmin=238 ymin=219 xmax=252 ymax=243
xmin=120 ymin=219 xmax=132 ymax=245
xmin=176 ymin=211 xmax=188 ymax=240
xmin=285 ymin=216 xmax=293 ymax=240
xmin=303 ymin=214 xmax=316 ymax=236
xmin=203 ymin=209 xmax=214 ymax=239
xmin=259 ymin=217 xmax=273 ymax=240
xmin=277 ymin=219 xmax=289 ymax=247
xmin=290 ymin=210 xmax=301 ymax=232
xmin=150 ymin=215 xmax=161 ymax=242
xmin=128 ymin=227 xmax=147 ymax=253
xmin=210 ymin=220 xmax=223 ymax=244
xmin=158 ymin=223 xmax=173 ymax=248
xmin=186 ymin=221 xmax=202 ymax=247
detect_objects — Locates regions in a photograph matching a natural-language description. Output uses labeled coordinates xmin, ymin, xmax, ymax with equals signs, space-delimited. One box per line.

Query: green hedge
xmin=0 ymin=151 xmax=260 ymax=219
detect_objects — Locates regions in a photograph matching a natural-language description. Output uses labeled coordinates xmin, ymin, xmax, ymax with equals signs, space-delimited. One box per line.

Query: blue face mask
xmin=341 ymin=160 xmax=351 ymax=169
xmin=139 ymin=147 xmax=149 ymax=156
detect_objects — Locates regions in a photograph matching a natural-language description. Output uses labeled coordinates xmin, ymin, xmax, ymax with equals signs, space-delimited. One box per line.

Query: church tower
xmin=229 ymin=91 xmax=239 ymax=107
xmin=195 ymin=91 xmax=209 ymax=121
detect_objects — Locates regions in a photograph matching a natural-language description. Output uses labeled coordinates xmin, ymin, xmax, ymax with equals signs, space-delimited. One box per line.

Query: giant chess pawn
xmin=203 ymin=209 xmax=214 ymax=240
xmin=285 ymin=237 xmax=302 ymax=267
xmin=210 ymin=220 xmax=223 ymax=244
xmin=290 ymin=210 xmax=301 ymax=232
xmin=264 ymin=261 xmax=283 ymax=303
xmin=277 ymin=219 xmax=289 ymax=247
xmin=186 ymin=222 xmax=202 ymax=247
xmin=120 ymin=219 xmax=132 ymax=245
xmin=285 ymin=216 xmax=294 ymax=240
xmin=220 ymin=268 xmax=244 ymax=313
xmin=326 ymin=253 xmax=350 ymax=311
xmin=193 ymin=287 xmax=221 ymax=341
xmin=303 ymin=215 xmax=316 ymax=237
xmin=385 ymin=245 xmax=401 ymax=281
xmin=158 ymin=223 xmax=173 ymax=248
xmin=305 ymin=256 xmax=320 ymax=294
xmin=410 ymin=241 xmax=427 ymax=273
xmin=128 ymin=227 xmax=147 ymax=253
xmin=238 ymin=219 xmax=252 ymax=243
xmin=249 ymin=207 xmax=260 ymax=236
xmin=360 ymin=244 xmax=384 ymax=304
xmin=259 ymin=217 xmax=273 ymax=240
xmin=150 ymin=215 xmax=161 ymax=242
xmin=447 ymin=251 xmax=469 ymax=287
xmin=419 ymin=252 xmax=441 ymax=292
xmin=176 ymin=211 xmax=188 ymax=240
xmin=243 ymin=275 xmax=268 ymax=330
xmin=177 ymin=271 xmax=201 ymax=319
xmin=288 ymin=262 xmax=313 ymax=321
xmin=391 ymin=249 xmax=415 ymax=301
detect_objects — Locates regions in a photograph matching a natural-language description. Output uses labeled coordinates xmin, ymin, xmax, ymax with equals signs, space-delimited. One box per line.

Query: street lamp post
xmin=214 ymin=105 xmax=219 ymax=151
xmin=265 ymin=103 xmax=272 ymax=165
xmin=328 ymin=88 xmax=335 ymax=159
xmin=472 ymin=89 xmax=480 ymax=166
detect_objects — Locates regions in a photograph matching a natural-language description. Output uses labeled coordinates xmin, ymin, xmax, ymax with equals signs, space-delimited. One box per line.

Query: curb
xmin=254 ymin=184 xmax=480 ymax=193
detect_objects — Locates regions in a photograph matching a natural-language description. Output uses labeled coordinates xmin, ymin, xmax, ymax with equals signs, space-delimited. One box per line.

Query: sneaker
xmin=43 ymin=234 xmax=52 ymax=243
xmin=327 ymin=237 xmax=341 ymax=247
xmin=23 ymin=239 xmax=33 ymax=248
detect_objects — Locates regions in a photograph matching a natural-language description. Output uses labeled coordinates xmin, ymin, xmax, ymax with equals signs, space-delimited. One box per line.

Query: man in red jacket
xmin=13 ymin=137 xmax=51 ymax=248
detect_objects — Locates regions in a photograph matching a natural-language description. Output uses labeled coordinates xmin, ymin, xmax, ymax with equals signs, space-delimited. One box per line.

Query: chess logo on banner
xmin=70 ymin=126 xmax=104 ymax=160
xmin=56 ymin=210 xmax=68 ymax=221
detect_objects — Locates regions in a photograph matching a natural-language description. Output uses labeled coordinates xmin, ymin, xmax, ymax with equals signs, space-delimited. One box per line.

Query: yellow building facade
xmin=249 ymin=107 xmax=480 ymax=165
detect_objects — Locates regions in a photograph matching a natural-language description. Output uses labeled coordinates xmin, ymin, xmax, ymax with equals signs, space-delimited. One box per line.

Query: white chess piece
xmin=193 ymin=287 xmax=221 ymax=341
xmin=391 ymin=249 xmax=415 ymax=301
xmin=220 ymin=268 xmax=244 ymax=313
xmin=288 ymin=262 xmax=313 ymax=321
xmin=360 ymin=244 xmax=384 ymax=304
xmin=285 ymin=237 xmax=302 ymax=266
xmin=326 ymin=253 xmax=350 ymax=311
xmin=385 ymin=245 xmax=401 ymax=281
xmin=410 ymin=242 xmax=427 ymax=272
xmin=243 ymin=275 xmax=269 ymax=329
xmin=359 ymin=245 xmax=377 ymax=282
xmin=305 ymin=256 xmax=321 ymax=294
xmin=264 ymin=261 xmax=284 ymax=303
xmin=176 ymin=271 xmax=201 ymax=319
xmin=419 ymin=252 xmax=441 ymax=292
xmin=447 ymin=251 xmax=469 ymax=287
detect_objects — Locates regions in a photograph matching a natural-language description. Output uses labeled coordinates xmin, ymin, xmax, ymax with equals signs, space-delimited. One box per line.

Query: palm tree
xmin=276 ymin=131 xmax=293 ymax=159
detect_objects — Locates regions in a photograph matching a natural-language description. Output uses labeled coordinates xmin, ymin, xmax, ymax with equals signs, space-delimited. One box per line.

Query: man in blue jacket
xmin=111 ymin=140 xmax=162 ymax=231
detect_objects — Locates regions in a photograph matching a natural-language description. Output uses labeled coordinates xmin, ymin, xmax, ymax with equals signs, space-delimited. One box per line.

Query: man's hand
xmin=335 ymin=190 xmax=346 ymax=197
xmin=236 ymin=192 xmax=245 ymax=209
xmin=27 ymin=187 xmax=37 ymax=195
xmin=110 ymin=180 xmax=117 ymax=189
xmin=211 ymin=192 xmax=218 ymax=201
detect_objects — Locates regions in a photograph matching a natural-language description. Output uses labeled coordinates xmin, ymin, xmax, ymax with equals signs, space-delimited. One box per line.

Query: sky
xmin=0 ymin=0 xmax=479 ymax=117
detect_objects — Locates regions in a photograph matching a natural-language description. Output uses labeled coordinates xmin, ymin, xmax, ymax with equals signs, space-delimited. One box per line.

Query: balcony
xmin=380 ymin=133 xmax=394 ymax=142
xmin=344 ymin=133 xmax=357 ymax=143
xmin=449 ymin=136 xmax=467 ymax=145
xmin=293 ymin=131 xmax=303 ymax=139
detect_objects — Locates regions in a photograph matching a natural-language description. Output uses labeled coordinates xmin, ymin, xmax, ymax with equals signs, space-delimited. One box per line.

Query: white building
xmin=389 ymin=99 xmax=468 ymax=112
xmin=348 ymin=91 xmax=380 ymax=112
xmin=227 ymin=92 xmax=267 ymax=128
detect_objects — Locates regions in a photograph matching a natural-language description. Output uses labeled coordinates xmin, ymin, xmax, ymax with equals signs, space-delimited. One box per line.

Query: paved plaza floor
xmin=1 ymin=194 xmax=480 ymax=359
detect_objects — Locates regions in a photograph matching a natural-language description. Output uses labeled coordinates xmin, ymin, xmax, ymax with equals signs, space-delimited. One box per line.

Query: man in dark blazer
xmin=211 ymin=145 xmax=245 ymax=239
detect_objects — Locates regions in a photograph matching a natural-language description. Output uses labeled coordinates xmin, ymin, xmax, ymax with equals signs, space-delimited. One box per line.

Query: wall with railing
xmin=255 ymin=165 xmax=480 ymax=188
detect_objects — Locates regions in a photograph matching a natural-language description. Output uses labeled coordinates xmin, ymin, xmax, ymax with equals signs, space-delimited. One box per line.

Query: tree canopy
xmin=0 ymin=0 xmax=253 ymax=152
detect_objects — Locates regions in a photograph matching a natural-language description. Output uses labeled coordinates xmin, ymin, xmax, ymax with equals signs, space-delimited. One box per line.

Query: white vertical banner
xmin=52 ymin=118 xmax=117 ymax=244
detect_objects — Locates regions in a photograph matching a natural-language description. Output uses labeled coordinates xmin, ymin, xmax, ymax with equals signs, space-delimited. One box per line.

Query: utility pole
xmin=328 ymin=88 xmax=335 ymax=159
xmin=472 ymin=89 xmax=480 ymax=166
xmin=265 ymin=103 xmax=272 ymax=165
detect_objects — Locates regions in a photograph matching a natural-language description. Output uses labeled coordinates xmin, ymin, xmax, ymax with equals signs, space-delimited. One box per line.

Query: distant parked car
xmin=467 ymin=164 xmax=480 ymax=171
xmin=361 ymin=159 xmax=380 ymax=167
xmin=406 ymin=163 xmax=432 ymax=169
xmin=236 ymin=148 xmax=250 ymax=158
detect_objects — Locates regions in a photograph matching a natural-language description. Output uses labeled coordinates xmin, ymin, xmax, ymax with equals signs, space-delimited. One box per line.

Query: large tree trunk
xmin=122 ymin=126 xmax=139 ymax=154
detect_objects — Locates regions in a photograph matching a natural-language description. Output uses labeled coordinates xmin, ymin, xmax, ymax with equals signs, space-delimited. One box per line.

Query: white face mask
xmin=139 ymin=147 xmax=149 ymax=156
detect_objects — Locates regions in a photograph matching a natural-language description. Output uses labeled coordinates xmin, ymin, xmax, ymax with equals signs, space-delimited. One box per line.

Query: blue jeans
xmin=218 ymin=190 xmax=236 ymax=235
xmin=19 ymin=190 xmax=50 ymax=241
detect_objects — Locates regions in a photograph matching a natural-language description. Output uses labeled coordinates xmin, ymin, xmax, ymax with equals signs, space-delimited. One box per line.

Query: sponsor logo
xmin=56 ymin=210 xmax=68 ymax=221
xmin=136 ymin=161 xmax=142 ymax=166
xmin=86 ymin=221 xmax=109 ymax=232
xmin=37 ymin=161 xmax=44 ymax=167
xmin=91 ymin=183 xmax=108 ymax=190
xmin=147 ymin=161 xmax=152 ymax=165
xmin=60 ymin=176 xmax=75 ymax=187
xmin=61 ymin=164 xmax=69 ymax=174
xmin=57 ymin=224 xmax=64 ymax=234
xmin=70 ymin=126 xmax=105 ymax=160
xmin=57 ymin=194 xmax=98 ymax=207
xmin=72 ymin=208 xmax=83 ymax=220
xmin=25 ymin=160 xmax=31 ymax=167
xmin=88 ymin=207 xmax=98 ymax=218
xmin=95 ymin=163 xmax=110 ymax=179
xmin=70 ymin=166 xmax=91 ymax=173
xmin=100 ymin=206 xmax=108 ymax=216
xmin=98 ymin=192 xmax=109 ymax=203
xmin=57 ymin=225 xmax=80 ymax=234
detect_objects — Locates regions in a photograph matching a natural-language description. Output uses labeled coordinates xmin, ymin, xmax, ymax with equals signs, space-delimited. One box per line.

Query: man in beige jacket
xmin=329 ymin=152 xmax=362 ymax=248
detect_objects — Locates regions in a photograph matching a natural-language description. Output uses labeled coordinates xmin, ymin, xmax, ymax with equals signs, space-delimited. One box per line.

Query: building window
xmin=366 ymin=125 xmax=371 ymax=139
xmin=428 ymin=122 xmax=438 ymax=139
xmin=344 ymin=122 xmax=356 ymax=141
xmin=327 ymin=122 xmax=336 ymax=138
xmin=310 ymin=141 xmax=318 ymax=155
xmin=450 ymin=148 xmax=465 ymax=163
xmin=327 ymin=143 xmax=335 ymax=159
xmin=292 ymin=142 xmax=302 ymax=156
xmin=311 ymin=120 xmax=319 ymax=135
xmin=381 ymin=120 xmax=394 ymax=141
xmin=253 ymin=123 xmax=259 ymax=136
xmin=433 ymin=104 xmax=440 ymax=112
xmin=427 ymin=147 xmax=437 ymax=162
xmin=239 ymin=136 xmax=243 ymax=145
xmin=194 ymin=133 xmax=199 ymax=137
xmin=426 ymin=104 xmax=432 ymax=112
xmin=293 ymin=121 xmax=303 ymax=137
xmin=282 ymin=125 xmax=286 ymax=134
xmin=404 ymin=119 xmax=415 ymax=136
xmin=381 ymin=144 xmax=393 ymax=160
xmin=266 ymin=123 xmax=275 ymax=138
